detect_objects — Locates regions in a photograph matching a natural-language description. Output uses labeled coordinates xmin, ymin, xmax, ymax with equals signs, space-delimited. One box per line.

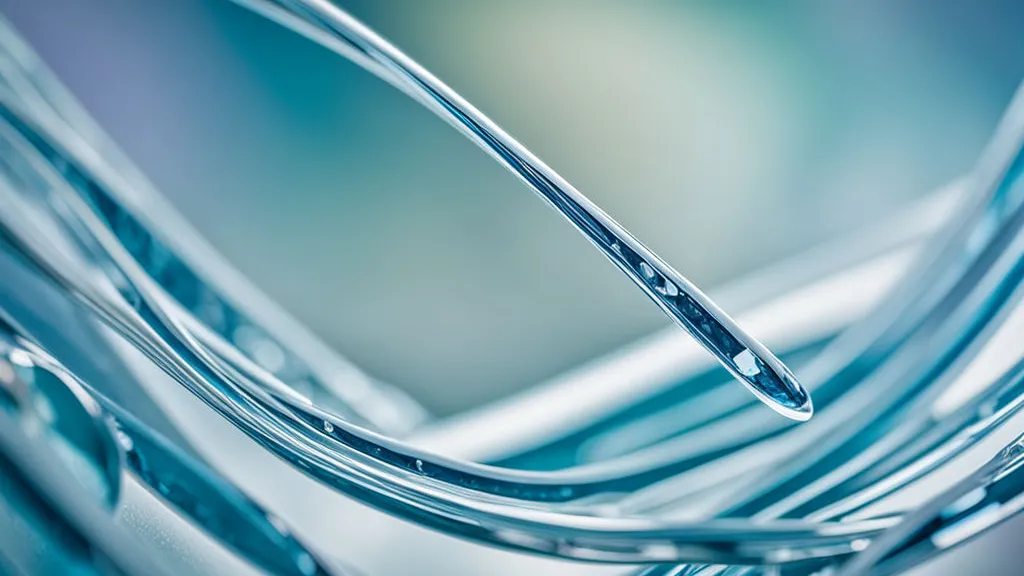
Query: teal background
xmin=2 ymin=2 xmax=1023 ymax=573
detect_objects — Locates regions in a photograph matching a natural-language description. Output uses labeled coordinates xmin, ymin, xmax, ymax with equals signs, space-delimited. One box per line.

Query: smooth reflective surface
xmin=0 ymin=3 xmax=1023 ymax=576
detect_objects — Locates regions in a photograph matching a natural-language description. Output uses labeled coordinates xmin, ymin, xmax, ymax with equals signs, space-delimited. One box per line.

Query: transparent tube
xmin=1 ymin=4 xmax=1024 ymax=575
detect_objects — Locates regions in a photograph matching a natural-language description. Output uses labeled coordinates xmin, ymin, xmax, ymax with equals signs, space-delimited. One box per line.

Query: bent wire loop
xmin=0 ymin=3 xmax=1023 ymax=575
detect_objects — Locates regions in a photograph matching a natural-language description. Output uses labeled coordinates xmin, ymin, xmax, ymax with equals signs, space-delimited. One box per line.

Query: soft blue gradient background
xmin=2 ymin=0 xmax=1023 ymax=573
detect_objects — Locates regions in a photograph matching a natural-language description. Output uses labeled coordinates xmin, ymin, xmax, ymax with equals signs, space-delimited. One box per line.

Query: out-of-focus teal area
xmin=2 ymin=0 xmax=1022 ymax=418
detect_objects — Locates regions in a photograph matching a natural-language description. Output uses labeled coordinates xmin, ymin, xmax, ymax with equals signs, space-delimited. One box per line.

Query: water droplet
xmin=415 ymin=459 xmax=424 ymax=473
xmin=322 ymin=420 xmax=334 ymax=433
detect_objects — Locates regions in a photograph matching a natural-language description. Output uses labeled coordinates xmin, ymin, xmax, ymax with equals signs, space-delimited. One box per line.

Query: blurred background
xmin=1 ymin=0 xmax=1023 ymax=574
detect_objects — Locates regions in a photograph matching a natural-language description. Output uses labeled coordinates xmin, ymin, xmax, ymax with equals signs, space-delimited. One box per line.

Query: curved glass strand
xmin=0 ymin=16 xmax=429 ymax=436
xmin=3 ymin=6 xmax=1024 ymax=574
xmin=0 ymin=6 xmax=825 ymax=490
xmin=610 ymin=93 xmax=1024 ymax=516
xmin=0 ymin=89 xmax=922 ymax=566
xmin=714 ymin=179 xmax=1024 ymax=517
xmin=417 ymin=187 xmax=959 ymax=465
xmin=230 ymin=0 xmax=811 ymax=420
xmin=638 ymin=305 xmax=1024 ymax=576
xmin=12 ymin=58 xmax=1024 ymax=569
xmin=634 ymin=417 xmax=1024 ymax=576
xmin=2 ymin=0 xmax=983 ymax=508
xmin=834 ymin=429 xmax=1024 ymax=576
xmin=0 ymin=63 xmax=846 ymax=497
xmin=487 ymin=89 xmax=1024 ymax=472
xmin=613 ymin=215 xmax=1024 ymax=519
xmin=4 ymin=0 xmax=1006 ymax=509
xmin=631 ymin=125 xmax=1024 ymax=575
xmin=0 ymin=31 xmax=860 ymax=510
xmin=0 ymin=98 xmax=795 ymax=500
xmin=708 ymin=111 xmax=1024 ymax=512
xmin=793 ymin=352 xmax=1024 ymax=524
xmin=698 ymin=435 xmax=1024 ymax=576
xmin=0 ymin=11 xmax=1019 ymax=565
xmin=0 ymin=79 xmax=898 ymax=499
xmin=618 ymin=231 xmax=1024 ymax=521
xmin=234 ymin=3 xmax=1024 ymax=506
xmin=230 ymin=0 xmax=1022 ymax=454
xmin=0 ymin=95 xmax=902 ymax=566
xmin=4 ymin=79 xmax=1019 ymax=573
xmin=607 ymin=171 xmax=1024 ymax=494
xmin=0 ymin=310 xmax=344 ymax=576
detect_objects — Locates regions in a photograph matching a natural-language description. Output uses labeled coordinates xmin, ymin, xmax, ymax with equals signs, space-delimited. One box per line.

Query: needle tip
xmin=759 ymin=364 xmax=813 ymax=422
xmin=783 ymin=396 xmax=814 ymax=422
xmin=730 ymin=346 xmax=813 ymax=422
